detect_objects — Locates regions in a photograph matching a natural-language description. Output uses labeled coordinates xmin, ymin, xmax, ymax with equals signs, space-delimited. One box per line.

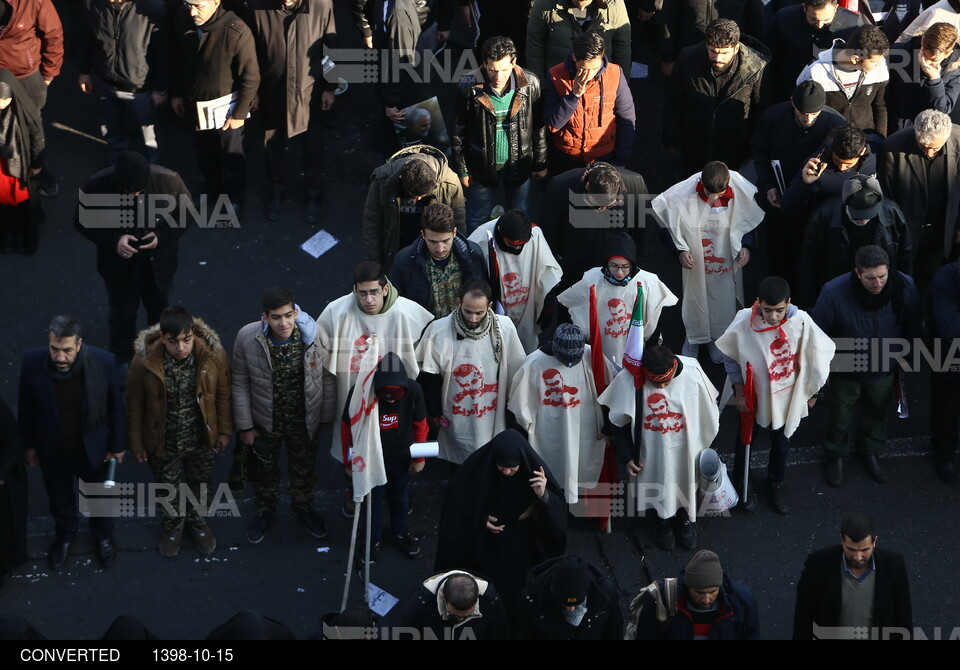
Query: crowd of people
xmin=1 ymin=0 xmax=958 ymax=640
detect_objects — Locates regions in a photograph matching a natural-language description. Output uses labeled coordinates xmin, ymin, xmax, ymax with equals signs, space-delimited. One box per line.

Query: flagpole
xmin=364 ymin=492 xmax=372 ymax=603
xmin=341 ymin=499 xmax=362 ymax=610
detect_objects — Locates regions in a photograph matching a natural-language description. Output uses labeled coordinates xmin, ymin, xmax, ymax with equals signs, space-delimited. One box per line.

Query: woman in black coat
xmin=0 ymin=69 xmax=45 ymax=255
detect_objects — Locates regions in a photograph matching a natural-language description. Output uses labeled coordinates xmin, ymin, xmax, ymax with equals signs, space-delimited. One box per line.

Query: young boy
xmin=715 ymin=277 xmax=835 ymax=515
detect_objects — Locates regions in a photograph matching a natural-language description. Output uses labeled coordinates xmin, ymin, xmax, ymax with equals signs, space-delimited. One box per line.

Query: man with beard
xmin=416 ymin=279 xmax=526 ymax=465
xmin=794 ymin=514 xmax=912 ymax=639
xmin=811 ymin=245 xmax=921 ymax=486
xmin=765 ymin=0 xmax=864 ymax=102
xmin=435 ymin=429 xmax=567 ymax=623
xmin=18 ymin=315 xmax=125 ymax=570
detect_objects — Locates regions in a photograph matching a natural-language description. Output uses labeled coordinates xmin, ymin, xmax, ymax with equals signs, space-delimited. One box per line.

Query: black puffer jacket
xmin=452 ymin=65 xmax=547 ymax=188
xmin=79 ymin=0 xmax=169 ymax=93
xmin=389 ymin=232 xmax=487 ymax=313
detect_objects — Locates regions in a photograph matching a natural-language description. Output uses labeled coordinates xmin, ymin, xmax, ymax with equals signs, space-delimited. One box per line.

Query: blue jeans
xmin=465 ymin=172 xmax=531 ymax=234
xmin=365 ymin=461 xmax=411 ymax=543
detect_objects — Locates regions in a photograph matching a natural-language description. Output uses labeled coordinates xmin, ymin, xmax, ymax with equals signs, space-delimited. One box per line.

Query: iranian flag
xmin=622 ymin=282 xmax=645 ymax=388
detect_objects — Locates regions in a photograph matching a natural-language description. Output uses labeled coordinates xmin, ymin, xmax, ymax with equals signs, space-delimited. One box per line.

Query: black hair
xmin=353 ymin=260 xmax=387 ymax=287
xmin=840 ymin=513 xmax=876 ymax=542
xmin=705 ymin=19 xmax=740 ymax=48
xmin=442 ymin=574 xmax=480 ymax=612
xmin=399 ymin=159 xmax=436 ymax=198
xmin=831 ymin=124 xmax=866 ymax=160
xmin=159 ymin=306 xmax=194 ymax=337
xmin=481 ymin=35 xmax=517 ymax=64
xmin=48 ymin=315 xmax=81 ymax=340
xmin=757 ymin=276 xmax=791 ymax=305
xmin=583 ymin=162 xmax=625 ymax=195
xmin=803 ymin=0 xmax=838 ymax=9
xmin=846 ymin=25 xmax=889 ymax=58
xmin=573 ymin=31 xmax=605 ymax=61
xmin=855 ymin=244 xmax=890 ymax=271
xmin=262 ymin=287 xmax=296 ymax=314
xmin=642 ymin=345 xmax=676 ymax=375
xmin=701 ymin=161 xmax=730 ymax=195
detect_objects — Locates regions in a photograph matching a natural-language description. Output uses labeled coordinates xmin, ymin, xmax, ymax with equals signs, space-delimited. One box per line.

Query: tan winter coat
xmin=125 ymin=319 xmax=234 ymax=456
xmin=231 ymin=316 xmax=334 ymax=439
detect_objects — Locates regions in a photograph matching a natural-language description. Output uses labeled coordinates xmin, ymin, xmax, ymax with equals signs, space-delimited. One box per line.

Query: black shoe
xmin=247 ymin=510 xmax=273 ymax=544
xmin=97 ymin=538 xmax=117 ymax=569
xmin=735 ymin=488 xmax=758 ymax=514
xmin=825 ymin=457 xmax=843 ymax=487
xmin=293 ymin=504 xmax=327 ymax=539
xmin=862 ymin=453 xmax=888 ymax=483
xmin=769 ymin=482 xmax=790 ymax=516
xmin=935 ymin=459 xmax=959 ymax=486
xmin=676 ymin=519 xmax=698 ymax=550
xmin=304 ymin=194 xmax=321 ymax=224
xmin=655 ymin=518 xmax=676 ymax=551
xmin=38 ymin=169 xmax=58 ymax=197
xmin=48 ymin=538 xmax=71 ymax=570
xmin=394 ymin=532 xmax=421 ymax=560
xmin=266 ymin=189 xmax=283 ymax=221
xmin=355 ymin=541 xmax=380 ymax=569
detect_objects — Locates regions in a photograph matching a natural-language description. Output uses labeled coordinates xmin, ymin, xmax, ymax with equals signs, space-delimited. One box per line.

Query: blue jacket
xmin=635 ymin=572 xmax=760 ymax=640
xmin=389 ymin=232 xmax=487 ymax=314
xmin=811 ymin=271 xmax=921 ymax=379
xmin=18 ymin=345 xmax=125 ymax=469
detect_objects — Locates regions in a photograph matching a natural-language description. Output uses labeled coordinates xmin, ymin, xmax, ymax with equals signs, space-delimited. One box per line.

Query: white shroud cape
xmin=318 ymin=294 xmax=434 ymax=461
xmin=417 ymin=313 xmax=526 ymax=464
xmin=652 ymin=171 xmax=763 ymax=343
xmin=715 ymin=305 xmax=836 ymax=438
xmin=558 ymin=267 xmax=678 ymax=366
xmin=508 ymin=347 xmax=611 ymax=503
xmin=468 ymin=220 xmax=563 ymax=354
xmin=599 ymin=357 xmax=720 ymax=519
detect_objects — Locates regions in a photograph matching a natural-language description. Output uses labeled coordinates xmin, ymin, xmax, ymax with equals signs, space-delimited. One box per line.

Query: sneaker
xmin=706 ymin=341 xmax=723 ymax=364
xmin=394 ymin=532 xmax=421 ymax=560
xmin=489 ymin=205 xmax=505 ymax=219
xmin=247 ymin=510 xmax=273 ymax=545
xmin=159 ymin=527 xmax=183 ymax=558
xmin=190 ymin=524 xmax=216 ymax=555
xmin=769 ymin=482 xmax=791 ymax=515
xmin=676 ymin=519 xmax=698 ymax=550
xmin=304 ymin=194 xmax=321 ymax=224
xmin=293 ymin=504 xmax=328 ymax=539
xmin=355 ymin=541 xmax=381 ymax=569
xmin=681 ymin=339 xmax=699 ymax=358
xmin=38 ymin=169 xmax=58 ymax=197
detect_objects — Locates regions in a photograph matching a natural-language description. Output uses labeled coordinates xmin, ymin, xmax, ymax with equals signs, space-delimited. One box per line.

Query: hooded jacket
xmin=389 ymin=231 xmax=487 ymax=314
xmin=125 ymin=318 xmax=234 ymax=456
xmin=400 ymin=570 xmax=510 ymax=640
xmin=797 ymin=44 xmax=889 ymax=136
xmin=452 ymin=64 xmax=547 ymax=188
xmin=231 ymin=307 xmax=334 ymax=440
xmin=515 ymin=555 xmax=624 ymax=640
xmin=525 ymin=0 xmax=631 ymax=82
xmin=664 ymin=35 xmax=772 ymax=174
xmin=362 ymin=144 xmax=466 ymax=268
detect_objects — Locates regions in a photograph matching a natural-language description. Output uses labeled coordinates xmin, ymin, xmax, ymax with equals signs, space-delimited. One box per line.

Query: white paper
xmin=630 ymin=62 xmax=648 ymax=79
xmin=410 ymin=441 xmax=440 ymax=458
xmin=195 ymin=91 xmax=250 ymax=132
xmin=367 ymin=583 xmax=398 ymax=617
xmin=300 ymin=229 xmax=340 ymax=258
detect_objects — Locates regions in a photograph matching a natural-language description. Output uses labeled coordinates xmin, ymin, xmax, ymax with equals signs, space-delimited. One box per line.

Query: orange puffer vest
xmin=548 ymin=60 xmax=621 ymax=162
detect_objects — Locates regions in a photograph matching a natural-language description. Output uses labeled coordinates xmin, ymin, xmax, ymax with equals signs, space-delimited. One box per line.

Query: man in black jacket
xmin=453 ymin=35 xmax=547 ymax=233
xmin=78 ymin=0 xmax=168 ymax=164
xmin=248 ymin=0 xmax=336 ymax=223
xmin=171 ymin=0 xmax=259 ymax=215
xmin=74 ymin=151 xmax=191 ymax=363
xmin=401 ymin=570 xmax=510 ymax=640
xmin=390 ymin=202 xmax=486 ymax=318
xmin=764 ymin=0 xmax=863 ymax=102
xmin=664 ymin=19 xmax=771 ymax=176
xmin=798 ymin=174 xmax=913 ymax=308
xmin=794 ymin=514 xmax=912 ymax=639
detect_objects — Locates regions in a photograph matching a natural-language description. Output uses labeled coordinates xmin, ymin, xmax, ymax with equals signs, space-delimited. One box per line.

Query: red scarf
xmin=696 ymin=181 xmax=734 ymax=207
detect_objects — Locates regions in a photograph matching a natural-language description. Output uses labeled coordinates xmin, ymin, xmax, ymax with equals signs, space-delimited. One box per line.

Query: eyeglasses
xmin=356 ymin=288 xmax=382 ymax=298
xmin=607 ymin=262 xmax=632 ymax=273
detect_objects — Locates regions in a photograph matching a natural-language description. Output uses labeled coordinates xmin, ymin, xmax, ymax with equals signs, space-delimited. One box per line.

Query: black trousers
xmin=40 ymin=452 xmax=114 ymax=542
xmin=104 ymin=261 xmax=169 ymax=362
xmin=194 ymin=126 xmax=246 ymax=205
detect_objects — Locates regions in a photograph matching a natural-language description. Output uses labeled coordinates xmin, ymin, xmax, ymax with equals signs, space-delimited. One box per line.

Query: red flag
xmin=585 ymin=285 xmax=614 ymax=530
